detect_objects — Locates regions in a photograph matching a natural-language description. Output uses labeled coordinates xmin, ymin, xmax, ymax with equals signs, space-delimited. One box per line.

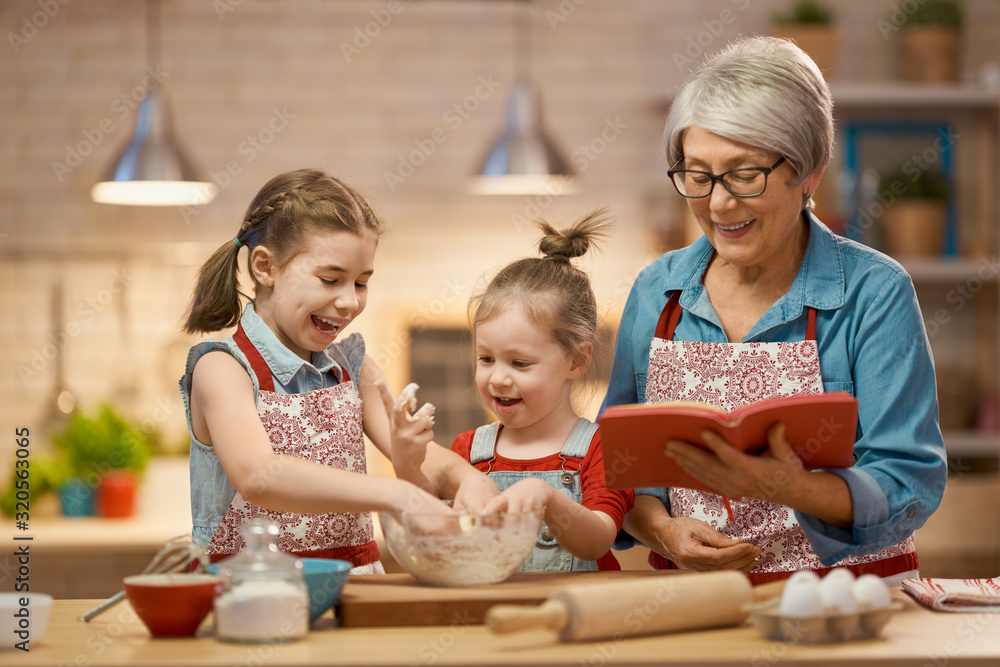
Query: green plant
xmin=52 ymin=403 xmax=153 ymax=481
xmin=774 ymin=0 xmax=833 ymax=25
xmin=0 ymin=453 xmax=65 ymax=517
xmin=900 ymin=0 xmax=963 ymax=28
xmin=879 ymin=167 xmax=951 ymax=201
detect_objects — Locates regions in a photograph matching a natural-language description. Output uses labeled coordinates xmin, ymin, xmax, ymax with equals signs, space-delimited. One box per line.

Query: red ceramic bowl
xmin=122 ymin=573 xmax=220 ymax=638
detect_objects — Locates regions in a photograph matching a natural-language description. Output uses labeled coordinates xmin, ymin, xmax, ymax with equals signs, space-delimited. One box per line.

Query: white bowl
xmin=0 ymin=592 xmax=53 ymax=651
xmin=379 ymin=508 xmax=544 ymax=587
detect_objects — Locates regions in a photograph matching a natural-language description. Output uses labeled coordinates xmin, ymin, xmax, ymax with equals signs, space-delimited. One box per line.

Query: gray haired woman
xmin=602 ymin=36 xmax=946 ymax=585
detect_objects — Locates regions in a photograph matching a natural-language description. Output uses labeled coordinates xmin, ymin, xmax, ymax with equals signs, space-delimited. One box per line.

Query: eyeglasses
xmin=668 ymin=156 xmax=786 ymax=199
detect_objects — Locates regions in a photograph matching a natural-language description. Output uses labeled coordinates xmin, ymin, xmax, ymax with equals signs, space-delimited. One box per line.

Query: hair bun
xmin=537 ymin=208 xmax=612 ymax=262
xmin=539 ymin=224 xmax=588 ymax=261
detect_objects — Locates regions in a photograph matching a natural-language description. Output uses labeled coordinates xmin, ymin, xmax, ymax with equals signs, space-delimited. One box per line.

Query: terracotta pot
xmin=772 ymin=25 xmax=839 ymax=80
xmin=96 ymin=470 xmax=138 ymax=518
xmin=898 ymin=27 xmax=961 ymax=83
xmin=879 ymin=199 xmax=947 ymax=258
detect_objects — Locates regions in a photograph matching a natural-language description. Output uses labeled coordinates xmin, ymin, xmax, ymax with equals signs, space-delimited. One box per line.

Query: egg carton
xmin=743 ymin=599 xmax=904 ymax=644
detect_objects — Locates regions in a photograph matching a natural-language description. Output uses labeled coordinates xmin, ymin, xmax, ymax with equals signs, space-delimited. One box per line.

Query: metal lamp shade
xmin=91 ymin=89 xmax=217 ymax=206
xmin=470 ymin=77 xmax=574 ymax=195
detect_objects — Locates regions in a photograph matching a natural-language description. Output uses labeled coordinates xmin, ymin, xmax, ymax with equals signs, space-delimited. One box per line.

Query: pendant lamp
xmin=91 ymin=0 xmax=216 ymax=206
xmin=469 ymin=0 xmax=574 ymax=195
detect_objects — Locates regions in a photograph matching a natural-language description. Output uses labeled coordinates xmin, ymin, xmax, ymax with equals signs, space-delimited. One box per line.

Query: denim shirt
xmin=179 ymin=302 xmax=367 ymax=547
xmin=601 ymin=213 xmax=948 ymax=566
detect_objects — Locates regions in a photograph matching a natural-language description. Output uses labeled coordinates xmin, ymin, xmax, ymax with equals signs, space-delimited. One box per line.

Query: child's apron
xmin=470 ymin=419 xmax=600 ymax=572
xmin=645 ymin=291 xmax=917 ymax=583
xmin=205 ymin=323 xmax=379 ymax=568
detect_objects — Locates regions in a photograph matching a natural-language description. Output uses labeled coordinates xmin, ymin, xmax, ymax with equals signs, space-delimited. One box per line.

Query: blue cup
xmin=59 ymin=478 xmax=95 ymax=516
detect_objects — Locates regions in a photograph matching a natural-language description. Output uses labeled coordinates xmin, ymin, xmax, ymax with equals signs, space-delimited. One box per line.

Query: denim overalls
xmin=470 ymin=418 xmax=599 ymax=572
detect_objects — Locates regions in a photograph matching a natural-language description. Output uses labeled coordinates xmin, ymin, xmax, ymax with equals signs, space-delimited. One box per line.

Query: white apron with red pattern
xmin=205 ymin=324 xmax=379 ymax=568
xmin=646 ymin=292 xmax=916 ymax=583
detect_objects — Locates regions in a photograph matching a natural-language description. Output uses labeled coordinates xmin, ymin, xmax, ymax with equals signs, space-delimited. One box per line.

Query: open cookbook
xmin=598 ymin=392 xmax=858 ymax=493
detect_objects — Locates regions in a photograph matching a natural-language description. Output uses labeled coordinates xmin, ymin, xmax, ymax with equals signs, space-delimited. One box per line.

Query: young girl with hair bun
xmin=453 ymin=210 xmax=636 ymax=571
xmin=180 ymin=168 xmax=495 ymax=573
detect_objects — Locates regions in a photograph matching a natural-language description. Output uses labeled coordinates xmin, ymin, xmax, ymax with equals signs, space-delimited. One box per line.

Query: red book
xmin=598 ymin=392 xmax=858 ymax=493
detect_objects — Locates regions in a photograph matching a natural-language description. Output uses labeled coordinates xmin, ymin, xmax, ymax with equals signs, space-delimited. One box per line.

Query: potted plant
xmin=0 ymin=452 xmax=66 ymax=518
xmin=51 ymin=403 xmax=153 ymax=518
xmin=895 ymin=0 xmax=963 ymax=83
xmin=772 ymin=1 xmax=838 ymax=80
xmin=877 ymin=167 xmax=951 ymax=258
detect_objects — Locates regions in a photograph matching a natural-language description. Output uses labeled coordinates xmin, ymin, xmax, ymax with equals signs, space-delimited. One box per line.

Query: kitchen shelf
xmin=899 ymin=258 xmax=1000 ymax=283
xmin=942 ymin=430 xmax=1000 ymax=458
xmin=830 ymin=82 xmax=1000 ymax=110
xmin=830 ymin=83 xmax=1000 ymax=449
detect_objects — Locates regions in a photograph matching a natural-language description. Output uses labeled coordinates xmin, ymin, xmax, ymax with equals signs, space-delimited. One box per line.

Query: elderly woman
xmin=604 ymin=36 xmax=947 ymax=585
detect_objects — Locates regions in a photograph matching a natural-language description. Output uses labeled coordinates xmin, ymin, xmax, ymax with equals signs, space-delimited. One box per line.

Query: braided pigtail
xmin=182 ymin=236 xmax=247 ymax=334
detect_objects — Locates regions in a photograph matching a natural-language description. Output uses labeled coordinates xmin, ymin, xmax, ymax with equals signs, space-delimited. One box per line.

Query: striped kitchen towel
xmin=901 ymin=578 xmax=1000 ymax=612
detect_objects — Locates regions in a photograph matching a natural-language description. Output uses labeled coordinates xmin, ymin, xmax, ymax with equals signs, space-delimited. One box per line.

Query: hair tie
xmin=232 ymin=236 xmax=243 ymax=248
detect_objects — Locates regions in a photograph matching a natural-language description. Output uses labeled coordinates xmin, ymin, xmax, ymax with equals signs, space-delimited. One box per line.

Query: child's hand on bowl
xmin=482 ymin=477 xmax=551 ymax=516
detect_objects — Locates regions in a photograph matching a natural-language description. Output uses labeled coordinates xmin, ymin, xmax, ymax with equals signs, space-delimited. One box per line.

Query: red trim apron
xmin=205 ymin=323 xmax=380 ymax=567
xmin=645 ymin=292 xmax=917 ymax=583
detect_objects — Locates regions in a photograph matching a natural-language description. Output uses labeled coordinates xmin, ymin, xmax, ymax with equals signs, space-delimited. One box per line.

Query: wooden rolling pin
xmin=486 ymin=571 xmax=783 ymax=642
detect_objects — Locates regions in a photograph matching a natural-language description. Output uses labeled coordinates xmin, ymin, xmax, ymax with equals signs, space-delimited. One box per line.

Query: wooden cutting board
xmin=335 ymin=571 xmax=679 ymax=627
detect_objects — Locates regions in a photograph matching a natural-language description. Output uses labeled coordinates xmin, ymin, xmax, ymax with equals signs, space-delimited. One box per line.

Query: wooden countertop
xmin=15 ymin=591 xmax=1000 ymax=666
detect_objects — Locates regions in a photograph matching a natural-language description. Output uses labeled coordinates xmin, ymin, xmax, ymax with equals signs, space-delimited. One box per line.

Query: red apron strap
xmin=233 ymin=323 xmax=275 ymax=393
xmin=806 ymin=306 xmax=817 ymax=342
xmin=654 ymin=291 xmax=683 ymax=341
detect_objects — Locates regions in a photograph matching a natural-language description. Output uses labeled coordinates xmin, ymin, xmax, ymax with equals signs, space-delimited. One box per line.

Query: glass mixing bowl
xmin=379 ymin=508 xmax=544 ymax=587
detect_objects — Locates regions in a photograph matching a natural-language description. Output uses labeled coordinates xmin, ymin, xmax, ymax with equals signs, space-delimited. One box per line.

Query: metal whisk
xmin=79 ymin=534 xmax=208 ymax=622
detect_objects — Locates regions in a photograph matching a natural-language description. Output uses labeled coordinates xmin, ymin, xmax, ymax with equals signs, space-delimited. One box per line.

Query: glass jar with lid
xmin=213 ymin=519 xmax=309 ymax=643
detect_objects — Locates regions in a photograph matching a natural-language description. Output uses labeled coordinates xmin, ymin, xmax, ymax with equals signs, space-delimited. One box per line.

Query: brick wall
xmin=3 ymin=0 xmax=1000 ymax=468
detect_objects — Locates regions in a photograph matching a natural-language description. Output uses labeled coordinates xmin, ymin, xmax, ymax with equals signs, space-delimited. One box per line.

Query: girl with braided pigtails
xmin=179 ymin=168 xmax=497 ymax=572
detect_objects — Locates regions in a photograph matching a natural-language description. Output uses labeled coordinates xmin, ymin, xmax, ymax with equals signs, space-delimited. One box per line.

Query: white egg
xmin=823 ymin=567 xmax=856 ymax=585
xmin=779 ymin=574 xmax=825 ymax=617
xmin=852 ymin=574 xmax=892 ymax=610
xmin=819 ymin=573 xmax=859 ymax=614
xmin=787 ymin=570 xmax=821 ymax=586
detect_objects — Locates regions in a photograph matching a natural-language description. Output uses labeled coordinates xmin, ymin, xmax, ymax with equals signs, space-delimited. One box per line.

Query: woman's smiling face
xmin=680 ymin=126 xmax=822 ymax=271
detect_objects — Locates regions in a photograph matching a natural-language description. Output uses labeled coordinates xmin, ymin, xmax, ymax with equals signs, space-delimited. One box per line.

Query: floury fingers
xmin=400 ymin=383 xmax=435 ymax=424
